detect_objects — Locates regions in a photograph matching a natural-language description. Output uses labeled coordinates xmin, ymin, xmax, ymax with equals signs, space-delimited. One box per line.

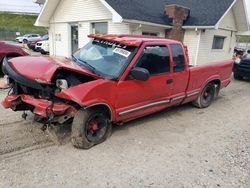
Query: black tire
xmin=192 ymin=82 xmax=216 ymax=108
xmin=23 ymin=39 xmax=28 ymax=44
xmin=71 ymin=108 xmax=112 ymax=149
xmin=41 ymin=51 xmax=48 ymax=55
xmin=233 ymin=72 xmax=243 ymax=80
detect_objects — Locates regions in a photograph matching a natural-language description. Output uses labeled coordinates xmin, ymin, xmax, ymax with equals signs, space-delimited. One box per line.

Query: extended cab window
xmin=170 ymin=44 xmax=185 ymax=72
xmin=136 ymin=45 xmax=170 ymax=75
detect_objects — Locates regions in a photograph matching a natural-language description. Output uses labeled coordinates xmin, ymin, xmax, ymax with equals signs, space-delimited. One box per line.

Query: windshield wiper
xmin=71 ymin=55 xmax=98 ymax=75
xmin=71 ymin=54 xmax=78 ymax=62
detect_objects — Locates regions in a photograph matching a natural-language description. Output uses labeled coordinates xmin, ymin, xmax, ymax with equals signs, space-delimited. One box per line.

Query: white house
xmin=35 ymin=0 xmax=249 ymax=65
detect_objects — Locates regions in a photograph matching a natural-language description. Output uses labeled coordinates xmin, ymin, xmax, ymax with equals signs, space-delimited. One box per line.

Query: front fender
xmin=55 ymin=79 xmax=117 ymax=120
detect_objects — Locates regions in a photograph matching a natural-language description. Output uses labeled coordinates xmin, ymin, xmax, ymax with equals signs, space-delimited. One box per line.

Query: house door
xmin=71 ymin=25 xmax=78 ymax=54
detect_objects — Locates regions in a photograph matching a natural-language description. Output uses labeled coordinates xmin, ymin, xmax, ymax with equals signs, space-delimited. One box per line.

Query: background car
xmin=233 ymin=53 xmax=250 ymax=80
xmin=27 ymin=34 xmax=48 ymax=51
xmin=35 ymin=39 xmax=49 ymax=54
xmin=16 ymin=33 xmax=41 ymax=43
xmin=0 ymin=41 xmax=29 ymax=75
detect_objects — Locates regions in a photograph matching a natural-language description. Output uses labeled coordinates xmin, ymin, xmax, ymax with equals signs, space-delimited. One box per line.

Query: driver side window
xmin=135 ymin=45 xmax=170 ymax=75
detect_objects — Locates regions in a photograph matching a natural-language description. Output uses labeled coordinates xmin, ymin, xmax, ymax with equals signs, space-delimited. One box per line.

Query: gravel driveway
xmin=0 ymin=78 xmax=249 ymax=188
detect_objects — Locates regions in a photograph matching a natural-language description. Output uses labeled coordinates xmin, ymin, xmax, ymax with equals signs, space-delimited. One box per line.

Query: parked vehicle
xmin=0 ymin=41 xmax=29 ymax=75
xmin=1 ymin=35 xmax=233 ymax=149
xmin=16 ymin=34 xmax=41 ymax=43
xmin=233 ymin=53 xmax=250 ymax=80
xmin=35 ymin=39 xmax=49 ymax=54
xmin=27 ymin=34 xmax=48 ymax=51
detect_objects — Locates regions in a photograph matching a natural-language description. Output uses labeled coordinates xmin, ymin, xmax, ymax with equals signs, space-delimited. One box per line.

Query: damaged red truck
xmin=1 ymin=35 xmax=233 ymax=149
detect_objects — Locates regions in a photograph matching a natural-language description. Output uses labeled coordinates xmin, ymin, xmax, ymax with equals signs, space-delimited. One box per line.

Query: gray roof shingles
xmin=105 ymin=0 xmax=234 ymax=26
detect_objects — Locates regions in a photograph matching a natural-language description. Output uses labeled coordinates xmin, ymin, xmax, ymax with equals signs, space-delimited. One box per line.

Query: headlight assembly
xmin=56 ymin=79 xmax=68 ymax=90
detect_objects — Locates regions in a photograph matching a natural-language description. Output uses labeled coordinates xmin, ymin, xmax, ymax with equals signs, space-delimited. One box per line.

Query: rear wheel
xmin=192 ymin=82 xmax=216 ymax=108
xmin=71 ymin=109 xmax=112 ymax=149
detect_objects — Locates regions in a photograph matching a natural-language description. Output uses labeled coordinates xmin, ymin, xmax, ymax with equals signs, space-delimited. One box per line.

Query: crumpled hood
xmin=8 ymin=56 xmax=98 ymax=82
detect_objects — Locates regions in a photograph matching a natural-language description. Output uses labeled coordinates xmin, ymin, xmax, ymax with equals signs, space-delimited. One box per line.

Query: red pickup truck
xmin=2 ymin=35 xmax=233 ymax=149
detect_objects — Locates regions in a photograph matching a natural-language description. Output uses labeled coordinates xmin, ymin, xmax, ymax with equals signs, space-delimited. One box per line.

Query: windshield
xmin=42 ymin=35 xmax=49 ymax=40
xmin=73 ymin=39 xmax=137 ymax=79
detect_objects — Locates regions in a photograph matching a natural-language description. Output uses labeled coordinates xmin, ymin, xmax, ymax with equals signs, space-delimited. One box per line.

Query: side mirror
xmin=130 ymin=67 xmax=150 ymax=81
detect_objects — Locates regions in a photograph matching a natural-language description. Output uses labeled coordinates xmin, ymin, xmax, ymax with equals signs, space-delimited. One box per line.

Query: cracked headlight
xmin=56 ymin=79 xmax=68 ymax=90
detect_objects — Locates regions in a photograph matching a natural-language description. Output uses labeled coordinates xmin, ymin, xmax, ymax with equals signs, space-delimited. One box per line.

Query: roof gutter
xmin=182 ymin=25 xmax=215 ymax=29
xmin=123 ymin=19 xmax=172 ymax=29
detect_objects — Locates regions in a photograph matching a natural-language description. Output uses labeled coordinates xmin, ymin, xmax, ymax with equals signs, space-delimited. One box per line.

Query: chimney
xmin=164 ymin=4 xmax=190 ymax=42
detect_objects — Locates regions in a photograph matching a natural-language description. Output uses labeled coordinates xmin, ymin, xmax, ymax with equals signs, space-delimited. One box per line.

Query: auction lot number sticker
xmin=113 ymin=48 xmax=131 ymax=58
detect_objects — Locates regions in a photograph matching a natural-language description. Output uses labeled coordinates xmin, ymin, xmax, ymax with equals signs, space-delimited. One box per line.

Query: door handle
xmin=166 ymin=79 xmax=173 ymax=84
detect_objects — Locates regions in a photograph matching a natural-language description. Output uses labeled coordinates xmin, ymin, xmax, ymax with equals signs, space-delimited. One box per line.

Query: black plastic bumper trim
xmin=2 ymin=57 xmax=43 ymax=90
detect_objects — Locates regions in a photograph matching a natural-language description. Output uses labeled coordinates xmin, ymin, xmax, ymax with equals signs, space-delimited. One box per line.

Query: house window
xmin=212 ymin=36 xmax=226 ymax=49
xmin=142 ymin=32 xmax=159 ymax=36
xmin=135 ymin=45 xmax=170 ymax=75
xmin=91 ymin=22 xmax=108 ymax=34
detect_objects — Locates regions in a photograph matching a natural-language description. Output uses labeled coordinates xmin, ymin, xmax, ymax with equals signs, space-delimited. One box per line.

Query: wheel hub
xmin=88 ymin=120 xmax=98 ymax=133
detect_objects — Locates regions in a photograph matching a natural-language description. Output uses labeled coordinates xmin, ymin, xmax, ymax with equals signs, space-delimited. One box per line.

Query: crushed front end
xmin=1 ymin=57 xmax=79 ymax=125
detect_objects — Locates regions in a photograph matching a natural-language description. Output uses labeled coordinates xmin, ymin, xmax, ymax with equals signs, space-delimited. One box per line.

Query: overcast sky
xmin=0 ymin=0 xmax=41 ymax=13
xmin=0 ymin=0 xmax=250 ymax=21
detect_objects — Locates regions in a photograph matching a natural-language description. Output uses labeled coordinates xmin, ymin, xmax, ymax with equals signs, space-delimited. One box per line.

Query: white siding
xmin=197 ymin=29 xmax=235 ymax=64
xmin=51 ymin=0 xmax=112 ymax=23
xmin=78 ymin=21 xmax=131 ymax=48
xmin=49 ymin=23 xmax=71 ymax=57
xmin=193 ymin=6 xmax=238 ymax=65
xmin=78 ymin=22 xmax=91 ymax=48
xmin=183 ymin=30 xmax=199 ymax=65
xmin=219 ymin=9 xmax=237 ymax=31
xmin=130 ymin=24 xmax=166 ymax=37
xmin=233 ymin=0 xmax=249 ymax=31
xmin=108 ymin=21 xmax=130 ymax=34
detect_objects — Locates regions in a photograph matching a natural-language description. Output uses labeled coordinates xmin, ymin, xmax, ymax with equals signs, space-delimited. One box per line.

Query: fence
xmin=0 ymin=30 xmax=17 ymax=41
xmin=236 ymin=42 xmax=250 ymax=50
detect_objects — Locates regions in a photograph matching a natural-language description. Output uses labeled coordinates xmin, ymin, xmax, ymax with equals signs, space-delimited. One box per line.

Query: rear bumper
xmin=2 ymin=94 xmax=77 ymax=120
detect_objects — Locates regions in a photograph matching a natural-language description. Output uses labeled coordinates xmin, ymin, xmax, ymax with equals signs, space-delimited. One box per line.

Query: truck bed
xmin=186 ymin=60 xmax=233 ymax=95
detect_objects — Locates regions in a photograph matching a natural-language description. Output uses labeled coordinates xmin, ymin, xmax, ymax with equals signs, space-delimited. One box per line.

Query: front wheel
xmin=192 ymin=83 xmax=216 ymax=108
xmin=71 ymin=109 xmax=112 ymax=149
